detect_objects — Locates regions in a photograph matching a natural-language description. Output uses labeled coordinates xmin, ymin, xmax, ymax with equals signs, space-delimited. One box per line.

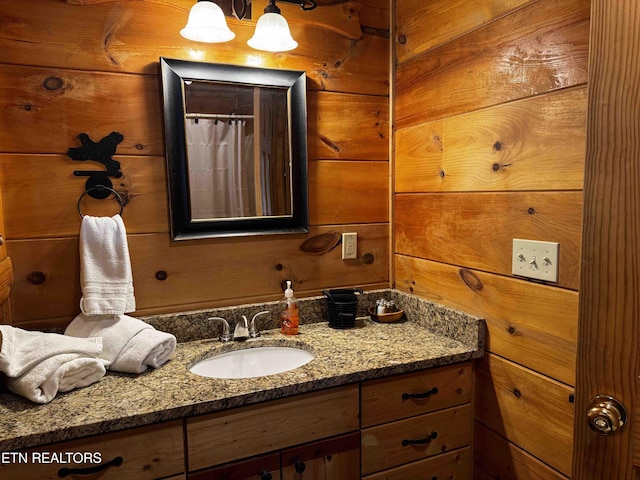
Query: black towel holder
xmin=77 ymin=185 xmax=125 ymax=219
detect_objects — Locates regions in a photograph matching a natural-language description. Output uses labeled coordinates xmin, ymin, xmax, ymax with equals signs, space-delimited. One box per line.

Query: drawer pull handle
xmin=260 ymin=471 xmax=273 ymax=480
xmin=402 ymin=431 xmax=438 ymax=446
xmin=402 ymin=387 xmax=438 ymax=400
xmin=294 ymin=459 xmax=306 ymax=473
xmin=57 ymin=456 xmax=123 ymax=477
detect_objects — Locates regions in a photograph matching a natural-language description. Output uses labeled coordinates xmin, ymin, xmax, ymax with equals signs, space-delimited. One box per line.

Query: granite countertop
xmin=0 ymin=290 xmax=485 ymax=452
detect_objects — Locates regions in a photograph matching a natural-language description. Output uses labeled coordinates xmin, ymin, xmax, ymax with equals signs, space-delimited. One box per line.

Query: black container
xmin=322 ymin=288 xmax=363 ymax=329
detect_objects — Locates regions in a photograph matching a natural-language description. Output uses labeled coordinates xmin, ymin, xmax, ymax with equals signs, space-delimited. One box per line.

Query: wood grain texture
xmin=395 ymin=256 xmax=578 ymax=386
xmin=475 ymin=354 xmax=574 ymax=476
xmin=0 ymin=1 xmax=388 ymax=96
xmin=474 ymin=422 xmax=570 ymax=480
xmin=395 ymin=192 xmax=582 ymax=290
xmin=362 ymin=447 xmax=472 ymax=480
xmin=308 ymin=91 xmax=389 ymax=161
xmin=361 ymin=404 xmax=472 ymax=474
xmin=0 ymin=421 xmax=184 ymax=480
xmin=572 ymin=0 xmax=640 ymax=477
xmin=186 ymin=385 xmax=359 ymax=471
xmin=8 ymin=224 xmax=389 ymax=324
xmin=309 ymin=161 xmax=389 ymax=225
xmin=0 ymin=154 xmax=168 ymax=239
xmin=395 ymin=87 xmax=587 ymax=193
xmin=395 ymin=0 xmax=590 ymax=128
xmin=396 ymin=0 xmax=533 ymax=64
xmin=361 ymin=363 xmax=472 ymax=427
xmin=0 ymin=65 xmax=163 ymax=156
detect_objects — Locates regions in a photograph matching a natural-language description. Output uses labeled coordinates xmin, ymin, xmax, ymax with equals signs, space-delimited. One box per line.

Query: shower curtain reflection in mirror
xmin=185 ymin=118 xmax=257 ymax=220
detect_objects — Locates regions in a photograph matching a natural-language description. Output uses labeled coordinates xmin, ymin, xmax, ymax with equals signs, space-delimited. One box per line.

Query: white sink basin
xmin=190 ymin=346 xmax=315 ymax=379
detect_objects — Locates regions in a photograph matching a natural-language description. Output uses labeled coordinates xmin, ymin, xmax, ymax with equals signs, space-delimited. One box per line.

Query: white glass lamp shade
xmin=247 ymin=13 xmax=298 ymax=52
xmin=180 ymin=1 xmax=236 ymax=43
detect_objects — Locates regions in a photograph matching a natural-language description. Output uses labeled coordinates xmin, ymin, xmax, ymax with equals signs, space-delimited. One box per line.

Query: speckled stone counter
xmin=0 ymin=290 xmax=484 ymax=452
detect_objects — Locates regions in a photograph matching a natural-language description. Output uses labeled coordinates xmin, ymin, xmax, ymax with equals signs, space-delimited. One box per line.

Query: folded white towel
xmin=0 ymin=325 xmax=106 ymax=404
xmin=80 ymin=214 xmax=136 ymax=316
xmin=65 ymin=314 xmax=176 ymax=374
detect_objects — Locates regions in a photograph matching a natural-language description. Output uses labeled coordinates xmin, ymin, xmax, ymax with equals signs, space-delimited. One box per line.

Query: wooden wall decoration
xmin=0 ymin=0 xmax=390 ymax=328
xmin=394 ymin=0 xmax=589 ymax=477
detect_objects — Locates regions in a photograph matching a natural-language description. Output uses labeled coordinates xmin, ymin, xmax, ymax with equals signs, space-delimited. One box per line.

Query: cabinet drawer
xmin=361 ymin=447 xmax=471 ymax=480
xmin=361 ymin=404 xmax=471 ymax=475
xmin=187 ymin=384 xmax=359 ymax=471
xmin=361 ymin=362 xmax=471 ymax=427
xmin=0 ymin=420 xmax=184 ymax=480
xmin=188 ymin=452 xmax=281 ymax=480
xmin=281 ymin=432 xmax=360 ymax=480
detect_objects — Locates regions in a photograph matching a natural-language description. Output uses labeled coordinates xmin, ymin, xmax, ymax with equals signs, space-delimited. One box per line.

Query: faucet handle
xmin=249 ymin=311 xmax=270 ymax=338
xmin=208 ymin=316 xmax=232 ymax=342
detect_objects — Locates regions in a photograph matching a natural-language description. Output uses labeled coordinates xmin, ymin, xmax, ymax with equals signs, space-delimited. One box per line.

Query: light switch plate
xmin=512 ymin=239 xmax=559 ymax=283
xmin=342 ymin=233 xmax=357 ymax=259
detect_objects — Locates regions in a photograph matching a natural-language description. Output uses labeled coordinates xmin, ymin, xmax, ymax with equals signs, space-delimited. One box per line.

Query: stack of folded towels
xmin=0 ymin=214 xmax=176 ymax=404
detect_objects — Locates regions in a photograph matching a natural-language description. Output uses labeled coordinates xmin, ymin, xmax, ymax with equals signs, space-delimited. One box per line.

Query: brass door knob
xmin=587 ymin=395 xmax=627 ymax=435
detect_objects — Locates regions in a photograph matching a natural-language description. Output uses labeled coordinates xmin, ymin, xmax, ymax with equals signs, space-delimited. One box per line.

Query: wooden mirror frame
xmin=159 ymin=57 xmax=309 ymax=240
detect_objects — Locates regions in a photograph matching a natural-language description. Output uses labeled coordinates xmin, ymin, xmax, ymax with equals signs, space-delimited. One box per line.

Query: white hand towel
xmin=65 ymin=314 xmax=176 ymax=374
xmin=0 ymin=325 xmax=106 ymax=404
xmin=80 ymin=214 xmax=136 ymax=316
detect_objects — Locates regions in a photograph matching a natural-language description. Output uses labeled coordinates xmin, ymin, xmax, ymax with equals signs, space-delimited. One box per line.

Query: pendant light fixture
xmin=248 ymin=0 xmax=318 ymax=52
xmin=180 ymin=1 xmax=236 ymax=43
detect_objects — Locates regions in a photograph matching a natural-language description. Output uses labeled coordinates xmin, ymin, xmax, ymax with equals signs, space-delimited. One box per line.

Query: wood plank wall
xmin=394 ymin=0 xmax=589 ymax=478
xmin=0 ymin=0 xmax=390 ymax=329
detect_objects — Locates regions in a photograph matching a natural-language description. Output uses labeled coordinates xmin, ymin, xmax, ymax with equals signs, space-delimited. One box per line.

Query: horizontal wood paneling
xmin=358 ymin=0 xmax=390 ymax=31
xmin=0 ymin=156 xmax=388 ymax=239
xmin=1 ymin=1 xmax=391 ymax=327
xmin=395 ymin=256 xmax=577 ymax=386
xmin=396 ymin=0 xmax=534 ymax=64
xmin=396 ymin=0 xmax=590 ymax=128
xmin=0 ymin=154 xmax=168 ymax=238
xmin=395 ymin=87 xmax=587 ymax=193
xmin=0 ymin=1 xmax=388 ymax=96
xmin=308 ymin=91 xmax=389 ymax=161
xmin=9 ymin=224 xmax=389 ymax=325
xmin=309 ymin=161 xmax=389 ymax=225
xmin=0 ymin=65 xmax=164 ymax=156
xmin=395 ymin=192 xmax=582 ymax=290
xmin=475 ymin=354 xmax=574 ymax=476
xmin=1 ymin=65 xmax=388 ymax=159
xmin=474 ymin=422 xmax=570 ymax=480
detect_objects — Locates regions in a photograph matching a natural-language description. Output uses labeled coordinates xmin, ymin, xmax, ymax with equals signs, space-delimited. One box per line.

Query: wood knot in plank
xmin=299 ymin=232 xmax=341 ymax=255
xmin=459 ymin=268 xmax=482 ymax=291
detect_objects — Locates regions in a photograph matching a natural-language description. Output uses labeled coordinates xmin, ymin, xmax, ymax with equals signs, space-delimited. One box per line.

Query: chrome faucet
xmin=233 ymin=316 xmax=250 ymax=341
xmin=208 ymin=317 xmax=232 ymax=342
xmin=249 ymin=311 xmax=270 ymax=338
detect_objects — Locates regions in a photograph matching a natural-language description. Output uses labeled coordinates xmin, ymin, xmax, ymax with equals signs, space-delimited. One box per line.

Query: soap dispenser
xmin=280 ymin=280 xmax=299 ymax=335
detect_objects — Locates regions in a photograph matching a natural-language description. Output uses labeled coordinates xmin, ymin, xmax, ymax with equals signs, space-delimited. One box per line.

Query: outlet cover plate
xmin=342 ymin=232 xmax=357 ymax=259
xmin=512 ymin=239 xmax=559 ymax=283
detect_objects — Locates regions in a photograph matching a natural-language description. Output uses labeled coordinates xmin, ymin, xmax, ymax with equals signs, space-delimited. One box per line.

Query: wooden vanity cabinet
xmin=0 ymin=420 xmax=185 ymax=480
xmin=360 ymin=362 xmax=473 ymax=479
xmin=281 ymin=432 xmax=360 ymax=480
xmin=188 ymin=452 xmax=281 ymax=480
xmin=186 ymin=385 xmax=360 ymax=478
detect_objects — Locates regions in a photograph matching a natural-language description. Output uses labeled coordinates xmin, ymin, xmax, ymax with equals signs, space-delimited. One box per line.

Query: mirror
xmin=159 ymin=57 xmax=309 ymax=240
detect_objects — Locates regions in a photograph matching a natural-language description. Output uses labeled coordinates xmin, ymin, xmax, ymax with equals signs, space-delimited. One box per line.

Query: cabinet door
xmin=0 ymin=421 xmax=184 ymax=480
xmin=281 ymin=432 xmax=360 ymax=480
xmin=188 ymin=453 xmax=280 ymax=480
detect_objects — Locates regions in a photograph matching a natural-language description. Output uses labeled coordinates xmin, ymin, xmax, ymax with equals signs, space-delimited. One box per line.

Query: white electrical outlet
xmin=512 ymin=239 xmax=559 ymax=283
xmin=342 ymin=233 xmax=357 ymax=259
